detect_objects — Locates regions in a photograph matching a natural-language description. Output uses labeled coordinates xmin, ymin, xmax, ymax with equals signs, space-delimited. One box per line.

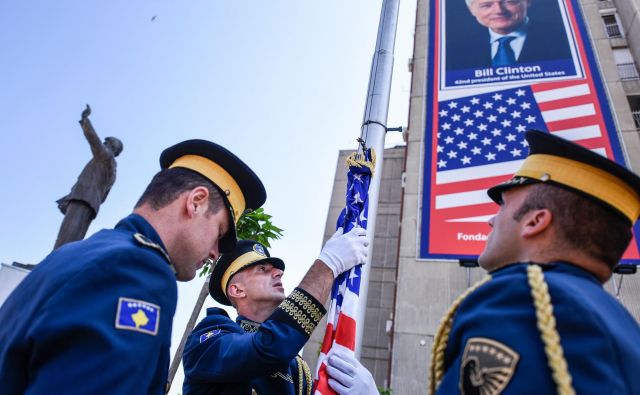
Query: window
xmin=613 ymin=48 xmax=640 ymax=81
xmin=602 ymin=14 xmax=622 ymax=38
xmin=629 ymin=97 xmax=640 ymax=129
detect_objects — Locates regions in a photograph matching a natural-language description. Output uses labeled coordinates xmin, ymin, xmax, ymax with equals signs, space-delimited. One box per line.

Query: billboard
xmin=420 ymin=0 xmax=640 ymax=263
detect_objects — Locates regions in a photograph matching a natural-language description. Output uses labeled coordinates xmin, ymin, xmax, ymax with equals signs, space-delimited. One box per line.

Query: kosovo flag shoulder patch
xmin=115 ymin=297 xmax=160 ymax=336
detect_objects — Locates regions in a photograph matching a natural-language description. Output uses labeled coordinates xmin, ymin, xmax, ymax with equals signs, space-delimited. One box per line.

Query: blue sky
xmin=0 ymin=0 xmax=416 ymax=390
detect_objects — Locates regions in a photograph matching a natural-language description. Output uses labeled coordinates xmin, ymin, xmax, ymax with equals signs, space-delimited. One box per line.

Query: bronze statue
xmin=54 ymin=105 xmax=123 ymax=249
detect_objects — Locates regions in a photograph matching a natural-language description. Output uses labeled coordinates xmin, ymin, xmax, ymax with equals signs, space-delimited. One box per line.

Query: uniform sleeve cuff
xmin=269 ymin=287 xmax=326 ymax=337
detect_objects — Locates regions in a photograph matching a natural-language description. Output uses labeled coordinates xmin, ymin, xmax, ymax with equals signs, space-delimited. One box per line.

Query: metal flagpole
xmin=355 ymin=0 xmax=400 ymax=358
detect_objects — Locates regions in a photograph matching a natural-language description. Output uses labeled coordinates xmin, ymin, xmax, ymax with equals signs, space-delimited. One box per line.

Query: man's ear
xmin=227 ymin=282 xmax=246 ymax=301
xmin=186 ymin=186 xmax=210 ymax=217
xmin=521 ymin=208 xmax=553 ymax=238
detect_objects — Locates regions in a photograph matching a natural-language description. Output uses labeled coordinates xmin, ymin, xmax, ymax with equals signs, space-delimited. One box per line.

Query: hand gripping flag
xmin=313 ymin=148 xmax=375 ymax=395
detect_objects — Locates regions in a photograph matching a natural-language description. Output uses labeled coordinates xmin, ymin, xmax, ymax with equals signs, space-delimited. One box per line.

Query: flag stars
xmin=516 ymin=124 xmax=527 ymax=132
xmin=470 ymin=97 xmax=480 ymax=105
xmin=359 ymin=210 xmax=367 ymax=223
xmin=447 ymin=150 xmax=458 ymax=159
xmin=510 ymin=110 xmax=521 ymax=119
xmin=437 ymin=159 xmax=447 ymax=168
xmin=501 ymin=119 xmax=512 ymax=127
xmin=437 ymin=145 xmax=444 ymax=153
xmin=442 ymin=122 xmax=451 ymax=130
xmin=477 ymin=123 xmax=488 ymax=131
xmin=461 ymin=156 xmax=472 ymax=165
xmin=471 ymin=146 xmax=482 ymax=155
xmin=481 ymin=137 xmax=492 ymax=146
xmin=468 ymin=132 xmax=478 ymax=140
xmin=497 ymin=106 xmax=507 ymax=114
xmin=439 ymin=109 xmax=449 ymax=117
xmin=474 ymin=110 xmax=484 ymax=118
xmin=353 ymin=192 xmax=364 ymax=204
xmin=464 ymin=119 xmax=474 ymax=126
xmin=496 ymin=142 xmax=507 ymax=151
xmin=492 ymin=93 xmax=503 ymax=101
xmin=444 ymin=136 xmax=455 ymax=144
xmin=483 ymin=101 xmax=493 ymax=109
xmin=491 ymin=128 xmax=502 ymax=136
xmin=454 ymin=127 xmax=465 ymax=135
xmin=506 ymin=97 xmax=517 ymax=105
xmin=521 ymin=139 xmax=529 ymax=147
xmin=506 ymin=133 xmax=517 ymax=142
xmin=515 ymin=89 xmax=526 ymax=96
xmin=448 ymin=101 xmax=458 ymax=109
xmin=525 ymin=115 xmax=536 ymax=123
xmin=485 ymin=152 xmax=497 ymax=161
xmin=520 ymin=102 xmax=531 ymax=110
xmin=451 ymin=114 xmax=461 ymax=121
xmin=511 ymin=148 xmax=522 ymax=157
xmin=461 ymin=105 xmax=471 ymax=113
xmin=352 ymin=173 xmax=363 ymax=182
xmin=487 ymin=114 xmax=498 ymax=122
xmin=457 ymin=141 xmax=468 ymax=150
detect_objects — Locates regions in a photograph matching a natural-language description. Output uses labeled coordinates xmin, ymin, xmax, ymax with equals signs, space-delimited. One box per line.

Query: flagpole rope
xmin=428 ymin=275 xmax=491 ymax=395
xmin=526 ymin=265 xmax=575 ymax=395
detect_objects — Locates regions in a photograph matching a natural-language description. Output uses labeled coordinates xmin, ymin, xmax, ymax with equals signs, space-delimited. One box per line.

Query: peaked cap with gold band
xmin=209 ymin=240 xmax=285 ymax=305
xmin=160 ymin=140 xmax=266 ymax=253
xmin=488 ymin=130 xmax=640 ymax=224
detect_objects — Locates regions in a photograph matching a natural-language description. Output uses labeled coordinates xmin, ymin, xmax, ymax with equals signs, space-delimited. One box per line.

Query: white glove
xmin=318 ymin=227 xmax=368 ymax=278
xmin=326 ymin=348 xmax=378 ymax=395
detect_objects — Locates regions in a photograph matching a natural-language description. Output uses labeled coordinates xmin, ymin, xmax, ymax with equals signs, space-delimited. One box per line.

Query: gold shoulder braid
xmin=428 ymin=276 xmax=492 ymax=395
xmin=295 ymin=356 xmax=313 ymax=395
xmin=526 ymin=265 xmax=575 ymax=395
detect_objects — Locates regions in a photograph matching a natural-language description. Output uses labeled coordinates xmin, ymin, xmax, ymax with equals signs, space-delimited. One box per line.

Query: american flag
xmin=314 ymin=149 xmax=372 ymax=395
xmin=435 ymin=79 xmax=610 ymax=223
xmin=426 ymin=79 xmax=621 ymax=256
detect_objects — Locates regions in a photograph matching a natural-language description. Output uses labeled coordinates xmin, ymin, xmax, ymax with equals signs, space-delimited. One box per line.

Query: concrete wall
xmin=0 ymin=263 xmax=29 ymax=307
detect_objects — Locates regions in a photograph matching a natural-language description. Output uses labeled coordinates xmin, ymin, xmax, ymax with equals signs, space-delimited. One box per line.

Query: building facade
xmin=305 ymin=0 xmax=640 ymax=393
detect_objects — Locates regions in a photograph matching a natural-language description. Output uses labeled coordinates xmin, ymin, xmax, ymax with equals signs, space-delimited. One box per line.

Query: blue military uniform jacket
xmin=182 ymin=288 xmax=324 ymax=395
xmin=0 ymin=214 xmax=177 ymax=395
xmin=435 ymin=262 xmax=640 ymax=395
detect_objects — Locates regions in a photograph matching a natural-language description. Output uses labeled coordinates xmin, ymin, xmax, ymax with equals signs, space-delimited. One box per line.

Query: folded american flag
xmin=314 ymin=149 xmax=374 ymax=395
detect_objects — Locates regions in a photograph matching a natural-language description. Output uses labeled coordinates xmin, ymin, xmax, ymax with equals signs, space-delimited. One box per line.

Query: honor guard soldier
xmin=0 ymin=139 xmax=267 ymax=394
xmin=327 ymin=130 xmax=640 ymax=395
xmin=182 ymin=229 xmax=370 ymax=395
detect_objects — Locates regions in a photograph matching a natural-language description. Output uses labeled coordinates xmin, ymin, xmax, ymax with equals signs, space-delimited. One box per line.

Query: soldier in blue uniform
xmin=182 ymin=229 xmax=369 ymax=394
xmin=0 ymin=139 xmax=268 ymax=394
xmin=328 ymin=130 xmax=640 ymax=394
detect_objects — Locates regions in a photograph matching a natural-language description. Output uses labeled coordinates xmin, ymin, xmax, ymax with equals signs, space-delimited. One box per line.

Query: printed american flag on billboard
xmin=421 ymin=0 xmax=640 ymax=263
xmin=423 ymin=79 xmax=640 ymax=260
xmin=435 ymin=80 xmax=608 ymax=223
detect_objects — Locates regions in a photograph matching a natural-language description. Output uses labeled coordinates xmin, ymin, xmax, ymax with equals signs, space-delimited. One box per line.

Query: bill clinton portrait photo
xmin=443 ymin=0 xmax=579 ymax=86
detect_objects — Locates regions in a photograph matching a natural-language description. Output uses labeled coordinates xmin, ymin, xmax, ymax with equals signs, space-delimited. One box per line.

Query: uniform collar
xmin=492 ymin=261 xmax=600 ymax=284
xmin=115 ymin=214 xmax=167 ymax=251
xmin=236 ymin=315 xmax=261 ymax=333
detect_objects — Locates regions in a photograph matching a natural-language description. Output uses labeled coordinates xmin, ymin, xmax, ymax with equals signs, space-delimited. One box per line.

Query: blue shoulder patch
xmin=199 ymin=329 xmax=222 ymax=343
xmin=115 ymin=297 xmax=160 ymax=336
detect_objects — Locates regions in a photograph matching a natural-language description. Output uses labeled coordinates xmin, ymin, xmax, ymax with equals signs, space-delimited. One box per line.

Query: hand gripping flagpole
xmin=355 ymin=0 xmax=400 ymax=358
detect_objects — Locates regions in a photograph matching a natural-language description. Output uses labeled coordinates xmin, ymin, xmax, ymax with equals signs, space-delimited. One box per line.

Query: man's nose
xmin=488 ymin=216 xmax=496 ymax=227
xmin=491 ymin=1 xmax=508 ymax=12
xmin=272 ymin=269 xmax=283 ymax=279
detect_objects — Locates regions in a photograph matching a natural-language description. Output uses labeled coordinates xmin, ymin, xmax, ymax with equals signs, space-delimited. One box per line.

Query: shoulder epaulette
xmin=133 ymin=233 xmax=173 ymax=270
